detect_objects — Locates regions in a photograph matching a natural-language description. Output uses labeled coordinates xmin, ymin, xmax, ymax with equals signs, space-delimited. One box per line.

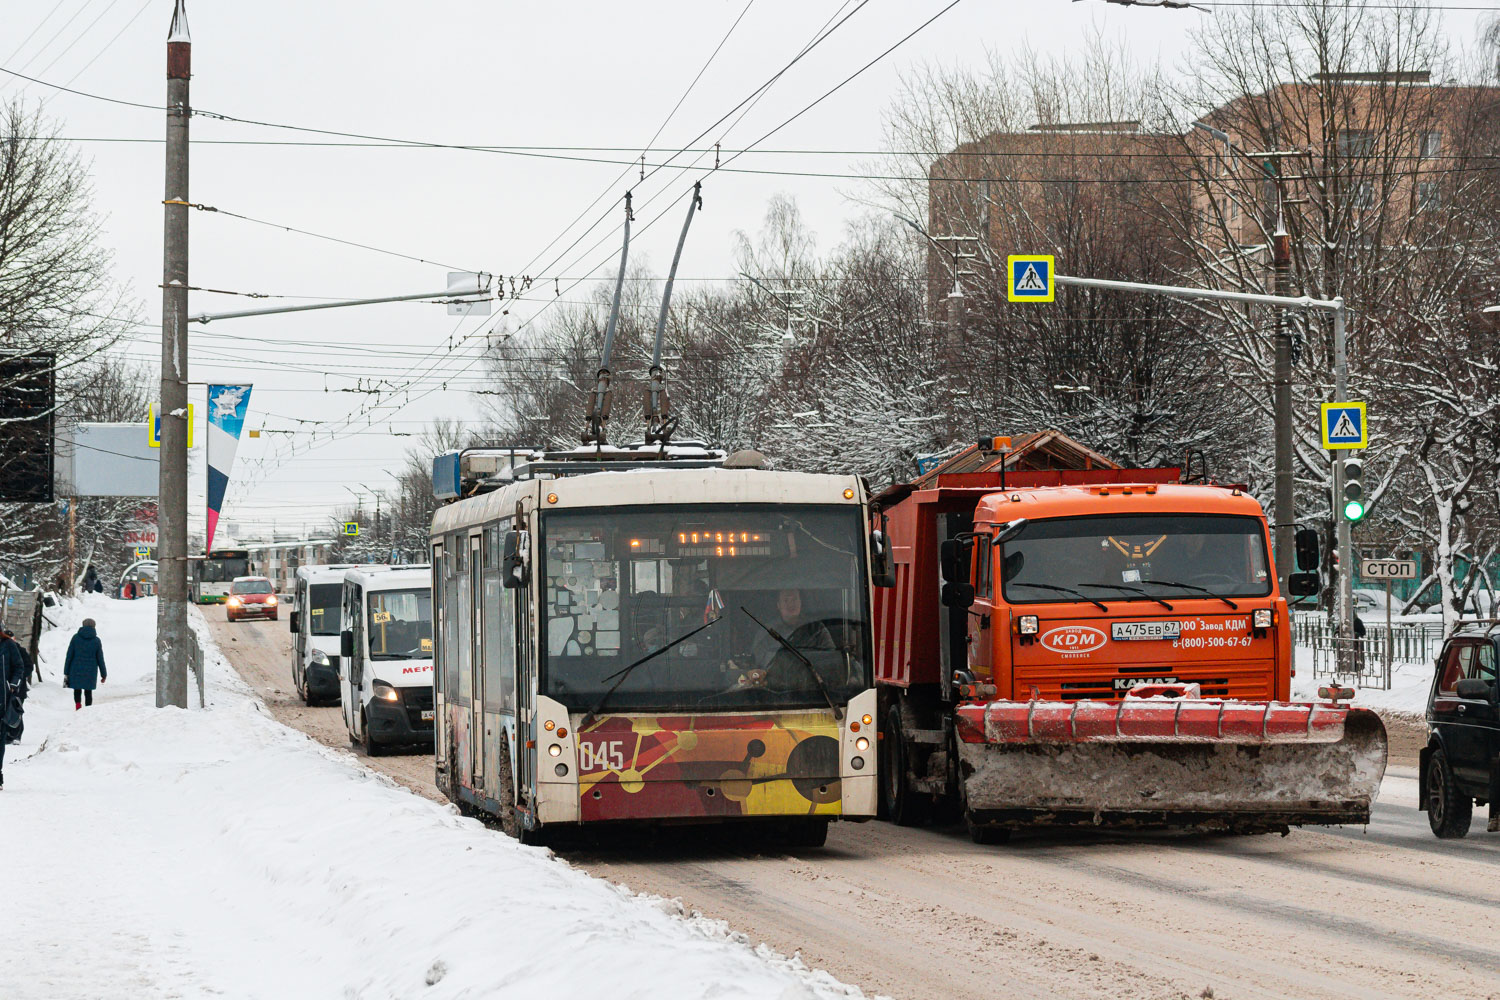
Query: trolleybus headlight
xmin=855 ymin=737 xmax=869 ymax=751
xmin=1252 ymin=608 xmax=1273 ymax=629
xmin=373 ymin=682 xmax=399 ymax=702
xmin=1018 ymin=615 xmax=1039 ymax=635
xmin=547 ymin=744 xmax=562 ymax=757
xmin=850 ymin=756 xmax=865 ymax=770
xmin=554 ymin=763 xmax=569 ymax=777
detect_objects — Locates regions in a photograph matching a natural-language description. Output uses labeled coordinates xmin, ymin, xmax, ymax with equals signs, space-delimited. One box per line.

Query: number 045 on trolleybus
xmin=429 ymin=445 xmax=887 ymax=845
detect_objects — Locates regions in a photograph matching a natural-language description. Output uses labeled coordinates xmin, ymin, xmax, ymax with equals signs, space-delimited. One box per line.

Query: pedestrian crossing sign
xmin=1320 ymin=401 xmax=1367 ymax=449
xmin=343 ymin=521 xmax=360 ymax=537
xmin=1007 ymin=254 xmax=1055 ymax=303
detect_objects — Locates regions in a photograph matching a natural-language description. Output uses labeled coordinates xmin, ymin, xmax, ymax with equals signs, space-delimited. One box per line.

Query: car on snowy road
xmin=226 ymin=576 xmax=279 ymax=623
xmin=1421 ymin=625 xmax=1499 ymax=838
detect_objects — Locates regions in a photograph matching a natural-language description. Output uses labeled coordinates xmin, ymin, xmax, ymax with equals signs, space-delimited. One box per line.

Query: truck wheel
xmin=883 ymin=705 xmax=932 ymax=826
xmin=1427 ymin=747 xmax=1472 ymax=839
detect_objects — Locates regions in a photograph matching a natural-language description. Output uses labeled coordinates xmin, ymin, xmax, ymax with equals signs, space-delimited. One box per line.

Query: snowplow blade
xmin=953 ymin=700 xmax=1388 ymax=833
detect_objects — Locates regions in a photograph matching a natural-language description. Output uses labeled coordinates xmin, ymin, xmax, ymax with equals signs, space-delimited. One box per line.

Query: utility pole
xmin=1272 ymin=217 xmax=1294 ymax=597
xmin=1331 ymin=304 xmax=1355 ymax=671
xmin=156 ymin=0 xmax=191 ymax=709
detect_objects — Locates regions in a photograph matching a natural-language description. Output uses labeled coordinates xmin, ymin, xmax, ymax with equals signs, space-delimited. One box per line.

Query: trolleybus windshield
xmin=307 ymin=583 xmax=341 ymax=635
xmin=367 ymin=588 xmax=433 ymax=660
xmin=539 ymin=504 xmax=871 ymax=713
xmin=999 ymin=513 xmax=1272 ymax=604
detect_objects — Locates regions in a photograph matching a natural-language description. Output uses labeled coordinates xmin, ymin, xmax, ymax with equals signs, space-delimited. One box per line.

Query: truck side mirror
xmin=1295 ymin=528 xmax=1320 ymax=571
xmin=869 ymin=527 xmax=896 ymax=589
xmin=340 ymin=629 xmax=354 ymax=658
xmin=289 ymin=610 xmax=300 ymax=634
xmin=1287 ymin=572 xmax=1320 ymax=598
xmin=941 ymin=581 xmax=976 ymax=609
xmin=502 ymin=529 xmax=530 ymax=589
xmin=940 ymin=539 xmax=970 ymax=584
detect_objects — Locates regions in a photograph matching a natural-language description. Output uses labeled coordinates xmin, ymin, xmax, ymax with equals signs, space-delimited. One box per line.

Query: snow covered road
xmin=0 ymin=596 xmax=866 ymax=1000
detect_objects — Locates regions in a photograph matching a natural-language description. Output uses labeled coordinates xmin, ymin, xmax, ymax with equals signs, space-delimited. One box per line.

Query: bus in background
xmin=429 ymin=445 xmax=882 ymax=846
xmin=191 ymin=547 xmax=250 ymax=604
xmin=339 ymin=566 xmax=435 ymax=756
xmin=290 ymin=564 xmax=354 ymax=706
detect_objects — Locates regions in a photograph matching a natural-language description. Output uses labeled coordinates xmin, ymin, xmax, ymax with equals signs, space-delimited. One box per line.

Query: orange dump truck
xmin=871 ymin=460 xmax=1387 ymax=842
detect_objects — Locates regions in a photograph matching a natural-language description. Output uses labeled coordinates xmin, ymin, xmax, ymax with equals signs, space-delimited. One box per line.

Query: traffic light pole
xmin=1052 ymin=273 xmax=1352 ymax=651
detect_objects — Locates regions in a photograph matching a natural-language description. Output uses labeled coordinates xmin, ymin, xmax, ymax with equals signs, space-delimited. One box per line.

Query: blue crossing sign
xmin=1007 ymin=255 xmax=1055 ymax=303
xmin=1320 ymin=401 xmax=1367 ymax=449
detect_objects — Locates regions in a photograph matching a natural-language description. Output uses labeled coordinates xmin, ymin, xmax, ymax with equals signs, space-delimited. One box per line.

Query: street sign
xmin=342 ymin=521 xmax=360 ymax=537
xmin=1320 ymin=401 xmax=1366 ymax=449
xmin=148 ymin=402 xmax=195 ymax=448
xmin=1006 ymin=255 xmax=1055 ymax=303
xmin=134 ymin=546 xmax=151 ymax=560
xmin=1360 ymin=558 xmax=1417 ymax=580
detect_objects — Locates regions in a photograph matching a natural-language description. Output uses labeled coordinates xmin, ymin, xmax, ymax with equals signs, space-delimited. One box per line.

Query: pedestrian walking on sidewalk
xmin=0 ymin=627 xmax=27 ymax=789
xmin=63 ymin=619 xmax=107 ymax=710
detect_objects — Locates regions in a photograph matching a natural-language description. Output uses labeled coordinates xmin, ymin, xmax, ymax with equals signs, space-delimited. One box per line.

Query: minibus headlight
xmin=1253 ymin=608 xmax=1273 ymax=629
xmin=310 ymin=649 xmax=330 ymax=666
xmin=372 ymin=682 xmax=400 ymax=702
xmin=1018 ymin=615 xmax=1039 ymax=635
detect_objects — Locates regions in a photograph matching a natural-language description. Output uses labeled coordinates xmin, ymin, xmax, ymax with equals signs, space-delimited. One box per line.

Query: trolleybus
xmin=430 ymin=448 xmax=881 ymax=844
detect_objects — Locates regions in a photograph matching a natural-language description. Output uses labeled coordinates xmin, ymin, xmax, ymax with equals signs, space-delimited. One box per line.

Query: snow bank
xmin=1291 ymin=645 xmax=1434 ymax=719
xmin=1 ymin=595 xmax=865 ymax=1000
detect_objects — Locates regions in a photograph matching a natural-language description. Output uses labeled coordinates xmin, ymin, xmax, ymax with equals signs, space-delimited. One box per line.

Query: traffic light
xmin=1341 ymin=456 xmax=1366 ymax=522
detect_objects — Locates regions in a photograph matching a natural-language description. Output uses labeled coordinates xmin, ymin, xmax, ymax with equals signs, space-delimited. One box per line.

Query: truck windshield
xmin=539 ymin=504 xmax=871 ymax=713
xmin=307 ymin=583 xmax=341 ymax=635
xmin=367 ymin=588 xmax=433 ymax=660
xmin=999 ymin=514 xmax=1271 ymax=604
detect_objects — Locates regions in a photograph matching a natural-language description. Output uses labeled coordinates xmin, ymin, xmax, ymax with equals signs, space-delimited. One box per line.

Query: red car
xmin=226 ymin=576 xmax=279 ymax=622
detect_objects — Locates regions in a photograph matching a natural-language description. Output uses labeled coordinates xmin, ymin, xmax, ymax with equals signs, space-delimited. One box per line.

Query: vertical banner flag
xmin=205 ymin=384 xmax=252 ymax=554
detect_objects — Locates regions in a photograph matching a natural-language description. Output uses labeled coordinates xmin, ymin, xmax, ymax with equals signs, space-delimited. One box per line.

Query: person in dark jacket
xmin=0 ymin=628 xmax=26 ymax=789
xmin=63 ymin=619 xmax=107 ymax=710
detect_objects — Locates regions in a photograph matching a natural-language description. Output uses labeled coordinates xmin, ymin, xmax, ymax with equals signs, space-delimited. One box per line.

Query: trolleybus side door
xmin=516 ymin=516 xmax=536 ymax=817
xmin=469 ymin=531 xmax=485 ymax=793
xmin=432 ymin=541 xmax=446 ymax=774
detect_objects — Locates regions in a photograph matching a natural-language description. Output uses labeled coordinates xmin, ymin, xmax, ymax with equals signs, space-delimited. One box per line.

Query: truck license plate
xmin=1111 ymin=621 xmax=1181 ymax=641
xmin=420 ymin=710 xmax=435 ymax=722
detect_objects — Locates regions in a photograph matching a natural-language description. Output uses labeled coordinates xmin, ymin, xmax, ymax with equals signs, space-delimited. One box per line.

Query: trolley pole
xmin=156 ymin=0 xmax=191 ymax=709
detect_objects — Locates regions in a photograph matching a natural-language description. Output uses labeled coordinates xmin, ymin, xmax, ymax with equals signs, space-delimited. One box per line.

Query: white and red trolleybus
xmin=429 ymin=446 xmax=884 ymax=844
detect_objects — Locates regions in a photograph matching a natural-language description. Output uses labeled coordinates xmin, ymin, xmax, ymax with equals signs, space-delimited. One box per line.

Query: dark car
xmin=1420 ymin=627 xmax=1499 ymax=838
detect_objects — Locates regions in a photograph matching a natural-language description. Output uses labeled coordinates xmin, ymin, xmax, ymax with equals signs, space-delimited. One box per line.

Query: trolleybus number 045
xmin=1111 ymin=621 xmax=1182 ymax=641
xmin=578 ymin=740 xmax=627 ymax=772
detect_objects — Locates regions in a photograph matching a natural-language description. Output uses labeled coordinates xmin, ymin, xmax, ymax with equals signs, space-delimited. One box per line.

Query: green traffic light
xmin=1343 ymin=499 xmax=1366 ymax=522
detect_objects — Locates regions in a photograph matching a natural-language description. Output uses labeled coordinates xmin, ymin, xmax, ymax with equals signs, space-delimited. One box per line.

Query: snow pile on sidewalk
xmin=1 ymin=595 xmax=865 ymax=1000
xmin=1290 ymin=645 xmax=1435 ymax=719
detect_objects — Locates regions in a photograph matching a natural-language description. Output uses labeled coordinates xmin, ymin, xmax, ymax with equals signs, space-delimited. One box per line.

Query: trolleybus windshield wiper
xmin=1144 ymin=579 xmax=1239 ymax=609
xmin=741 ymin=607 xmax=842 ymax=721
xmin=1077 ymin=583 xmax=1174 ymax=610
xmin=581 ymin=616 xmax=721 ymax=727
xmin=1006 ymin=582 xmax=1108 ymax=611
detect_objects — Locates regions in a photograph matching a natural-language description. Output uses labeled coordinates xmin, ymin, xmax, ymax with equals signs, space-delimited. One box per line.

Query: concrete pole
xmin=1272 ymin=221 xmax=1294 ymax=597
xmin=1331 ymin=300 xmax=1355 ymax=672
xmin=156 ymin=0 xmax=191 ymax=709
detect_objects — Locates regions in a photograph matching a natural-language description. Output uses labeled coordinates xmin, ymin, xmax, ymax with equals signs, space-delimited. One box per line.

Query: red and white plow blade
xmin=952 ymin=698 xmax=1389 ymax=833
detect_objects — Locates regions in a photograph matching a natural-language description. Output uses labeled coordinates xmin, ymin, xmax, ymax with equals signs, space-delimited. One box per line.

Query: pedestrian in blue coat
xmin=63 ymin=619 xmax=107 ymax=710
xmin=0 ymin=628 xmax=24 ymax=790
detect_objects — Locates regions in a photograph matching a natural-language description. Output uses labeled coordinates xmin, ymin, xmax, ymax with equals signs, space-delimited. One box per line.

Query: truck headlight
xmin=372 ymin=682 xmax=400 ymax=702
xmin=1252 ymin=608 xmax=1273 ymax=629
xmin=1018 ymin=615 xmax=1039 ymax=635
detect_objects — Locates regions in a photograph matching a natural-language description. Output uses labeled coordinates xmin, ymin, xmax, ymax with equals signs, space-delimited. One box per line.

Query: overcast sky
xmin=2 ymin=0 xmax=1488 ymax=540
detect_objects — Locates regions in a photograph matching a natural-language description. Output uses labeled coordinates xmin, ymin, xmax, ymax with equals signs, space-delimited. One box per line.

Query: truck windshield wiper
xmin=741 ymin=607 xmax=842 ymax=721
xmin=581 ymin=616 xmax=721 ymax=727
xmin=1145 ymin=580 xmax=1239 ymax=609
xmin=1078 ymin=583 xmax=1174 ymax=610
xmin=1007 ymin=582 xmax=1108 ymax=612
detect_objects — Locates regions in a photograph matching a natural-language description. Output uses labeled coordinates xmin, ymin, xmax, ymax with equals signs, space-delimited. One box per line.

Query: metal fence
xmin=1292 ymin=614 xmax=1446 ymax=690
xmin=187 ymin=623 xmax=207 ymax=708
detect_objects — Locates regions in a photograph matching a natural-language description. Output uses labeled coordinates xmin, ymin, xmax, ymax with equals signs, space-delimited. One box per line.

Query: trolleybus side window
xmin=483 ymin=522 xmax=515 ymax=711
xmin=537 ymin=504 xmax=872 ymax=713
xmin=452 ymin=533 xmax=472 ymax=701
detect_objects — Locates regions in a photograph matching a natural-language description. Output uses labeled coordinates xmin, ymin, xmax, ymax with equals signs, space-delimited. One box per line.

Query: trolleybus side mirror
xmin=1294 ymin=527 xmax=1320 ymax=571
xmin=502 ymin=529 xmax=530 ymax=588
xmin=340 ymin=629 xmax=354 ymax=658
xmin=869 ymin=526 xmax=896 ymax=589
xmin=1287 ymin=572 xmax=1320 ymax=598
xmin=289 ymin=610 xmax=300 ymax=634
